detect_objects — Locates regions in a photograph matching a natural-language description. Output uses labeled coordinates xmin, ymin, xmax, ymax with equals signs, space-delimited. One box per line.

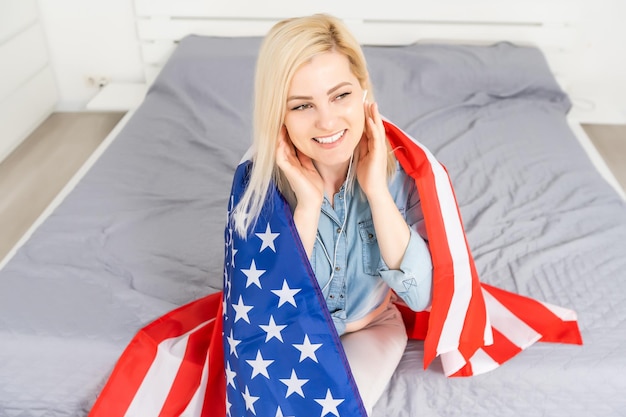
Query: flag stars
xmin=226 ymin=329 xmax=241 ymax=357
xmin=225 ymin=360 xmax=237 ymax=389
xmin=226 ymin=397 xmax=232 ymax=417
xmin=231 ymin=247 xmax=238 ymax=268
xmin=245 ymin=350 xmax=274 ymax=379
xmin=275 ymin=406 xmax=295 ymax=417
xmin=242 ymin=386 xmax=260 ymax=415
xmin=241 ymin=260 xmax=266 ymax=289
xmin=315 ymin=389 xmax=344 ymax=417
xmin=259 ymin=315 xmax=287 ymax=342
xmin=293 ymin=334 xmax=323 ymax=363
xmin=232 ymin=295 xmax=253 ymax=324
xmin=255 ymin=222 xmax=280 ymax=252
xmin=271 ymin=280 xmax=301 ymax=308
xmin=279 ymin=369 xmax=309 ymax=398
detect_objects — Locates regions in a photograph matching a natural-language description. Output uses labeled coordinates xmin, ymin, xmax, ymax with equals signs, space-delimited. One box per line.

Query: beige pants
xmin=340 ymin=302 xmax=408 ymax=415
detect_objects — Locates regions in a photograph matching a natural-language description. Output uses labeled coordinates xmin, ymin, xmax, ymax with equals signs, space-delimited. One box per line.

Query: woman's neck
xmin=314 ymin=159 xmax=351 ymax=201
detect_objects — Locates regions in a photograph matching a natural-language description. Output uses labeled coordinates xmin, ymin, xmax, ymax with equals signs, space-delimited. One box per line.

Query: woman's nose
xmin=315 ymin=104 xmax=337 ymax=131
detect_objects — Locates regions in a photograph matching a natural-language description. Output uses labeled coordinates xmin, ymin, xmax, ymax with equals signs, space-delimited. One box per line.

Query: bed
xmin=2 ymin=6 xmax=626 ymax=417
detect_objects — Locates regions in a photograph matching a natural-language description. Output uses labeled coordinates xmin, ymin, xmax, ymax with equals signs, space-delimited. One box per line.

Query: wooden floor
xmin=582 ymin=124 xmax=626 ymax=190
xmin=0 ymin=113 xmax=624 ymax=263
xmin=0 ymin=112 xmax=124 ymax=261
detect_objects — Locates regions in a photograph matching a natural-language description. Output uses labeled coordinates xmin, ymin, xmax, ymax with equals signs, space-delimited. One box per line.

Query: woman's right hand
xmin=276 ymin=126 xmax=323 ymax=258
xmin=275 ymin=126 xmax=324 ymax=209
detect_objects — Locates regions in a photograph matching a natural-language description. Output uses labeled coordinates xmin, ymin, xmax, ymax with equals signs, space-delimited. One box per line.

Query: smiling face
xmin=283 ymin=50 xmax=366 ymax=177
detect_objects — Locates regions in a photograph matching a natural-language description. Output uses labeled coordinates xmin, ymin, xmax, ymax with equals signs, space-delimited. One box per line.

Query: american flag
xmin=220 ymin=160 xmax=367 ymax=416
xmin=88 ymin=120 xmax=581 ymax=417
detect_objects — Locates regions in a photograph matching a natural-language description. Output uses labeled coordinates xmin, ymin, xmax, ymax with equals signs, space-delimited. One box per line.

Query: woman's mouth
xmin=312 ymin=130 xmax=346 ymax=144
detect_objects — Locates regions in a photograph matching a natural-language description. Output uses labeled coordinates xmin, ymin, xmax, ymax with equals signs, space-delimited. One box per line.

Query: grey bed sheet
xmin=1 ymin=35 xmax=625 ymax=416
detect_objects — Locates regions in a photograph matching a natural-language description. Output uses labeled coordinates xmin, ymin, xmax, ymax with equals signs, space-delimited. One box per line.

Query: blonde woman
xmin=230 ymin=14 xmax=434 ymax=414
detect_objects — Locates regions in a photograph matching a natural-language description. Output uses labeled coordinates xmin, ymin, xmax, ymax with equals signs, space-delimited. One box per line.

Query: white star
xmin=222 ymin=295 xmax=228 ymax=319
xmin=231 ymin=247 xmax=238 ymax=268
xmin=279 ymin=369 xmax=309 ymax=398
xmin=226 ymin=397 xmax=232 ymax=417
xmin=232 ymin=295 xmax=253 ymax=324
xmin=275 ymin=406 xmax=295 ymax=417
xmin=225 ymin=360 xmax=237 ymax=388
xmin=271 ymin=280 xmax=301 ymax=308
xmin=315 ymin=389 xmax=344 ymax=417
xmin=293 ymin=334 xmax=323 ymax=362
xmin=226 ymin=272 xmax=232 ymax=299
xmin=241 ymin=259 xmax=266 ymax=289
xmin=226 ymin=329 xmax=241 ymax=357
xmin=259 ymin=315 xmax=287 ymax=342
xmin=242 ymin=386 xmax=260 ymax=415
xmin=255 ymin=223 xmax=280 ymax=252
xmin=245 ymin=350 xmax=274 ymax=379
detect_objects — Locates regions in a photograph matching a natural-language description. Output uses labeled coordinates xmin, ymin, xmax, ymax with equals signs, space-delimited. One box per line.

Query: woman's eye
xmin=335 ymin=92 xmax=351 ymax=101
xmin=291 ymin=103 xmax=312 ymax=111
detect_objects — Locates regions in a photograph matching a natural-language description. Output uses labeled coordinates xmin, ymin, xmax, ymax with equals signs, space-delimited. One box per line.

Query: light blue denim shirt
xmin=310 ymin=162 xmax=433 ymax=335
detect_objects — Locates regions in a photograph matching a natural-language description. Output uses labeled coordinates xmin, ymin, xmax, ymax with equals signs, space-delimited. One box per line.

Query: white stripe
xmin=440 ymin=349 xmax=468 ymax=376
xmin=124 ymin=319 xmax=215 ymax=417
xmin=466 ymin=348 xmax=501 ymax=376
xmin=180 ymin=349 xmax=211 ymax=417
xmin=390 ymin=123 xmax=479 ymax=354
xmin=539 ymin=300 xmax=578 ymax=321
xmin=483 ymin=289 xmax=541 ymax=349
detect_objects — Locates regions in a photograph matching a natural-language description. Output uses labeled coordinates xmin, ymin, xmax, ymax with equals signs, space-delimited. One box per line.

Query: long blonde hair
xmin=232 ymin=14 xmax=394 ymax=237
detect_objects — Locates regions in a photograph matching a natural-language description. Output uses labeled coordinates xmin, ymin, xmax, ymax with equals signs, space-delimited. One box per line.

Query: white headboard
xmin=134 ymin=0 xmax=583 ymax=88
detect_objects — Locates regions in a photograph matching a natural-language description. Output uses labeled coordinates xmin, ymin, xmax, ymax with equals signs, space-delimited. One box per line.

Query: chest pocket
xmin=358 ymin=219 xmax=381 ymax=276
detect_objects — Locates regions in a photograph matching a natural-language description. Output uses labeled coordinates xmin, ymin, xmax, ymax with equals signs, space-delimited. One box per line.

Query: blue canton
xmin=222 ymin=162 xmax=367 ymax=417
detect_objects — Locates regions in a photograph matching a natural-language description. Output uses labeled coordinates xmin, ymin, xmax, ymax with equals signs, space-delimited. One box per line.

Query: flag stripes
xmin=88 ymin=119 xmax=582 ymax=415
xmin=385 ymin=121 xmax=490 ymax=374
xmin=89 ymin=293 xmax=222 ymax=417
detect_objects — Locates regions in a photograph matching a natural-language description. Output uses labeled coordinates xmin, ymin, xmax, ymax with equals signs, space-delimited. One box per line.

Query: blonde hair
xmin=232 ymin=14 xmax=395 ymax=237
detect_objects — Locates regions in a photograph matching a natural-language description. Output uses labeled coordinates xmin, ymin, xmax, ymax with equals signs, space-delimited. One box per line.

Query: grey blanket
xmin=1 ymin=36 xmax=625 ymax=416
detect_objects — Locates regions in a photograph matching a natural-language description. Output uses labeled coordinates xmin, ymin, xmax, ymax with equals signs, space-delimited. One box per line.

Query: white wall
xmin=564 ymin=0 xmax=626 ymax=122
xmin=0 ymin=0 xmax=58 ymax=162
xmin=37 ymin=0 xmax=143 ymax=111
xmin=38 ymin=0 xmax=626 ymax=119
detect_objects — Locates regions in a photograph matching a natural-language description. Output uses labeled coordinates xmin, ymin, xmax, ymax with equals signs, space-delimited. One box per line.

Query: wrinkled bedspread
xmin=1 ymin=36 xmax=625 ymax=416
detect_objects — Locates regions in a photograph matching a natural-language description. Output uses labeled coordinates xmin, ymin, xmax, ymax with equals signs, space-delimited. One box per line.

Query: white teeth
xmin=313 ymin=130 xmax=345 ymax=144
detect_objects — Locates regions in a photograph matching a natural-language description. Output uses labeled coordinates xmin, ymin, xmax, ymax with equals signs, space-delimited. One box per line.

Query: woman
xmin=232 ymin=14 xmax=433 ymax=413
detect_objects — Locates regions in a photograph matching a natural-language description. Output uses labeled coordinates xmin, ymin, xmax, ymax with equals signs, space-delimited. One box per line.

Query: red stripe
xmin=88 ymin=292 xmax=222 ymax=416
xmin=88 ymin=331 xmax=160 ymax=416
xmin=395 ymin=301 xmax=430 ymax=340
xmin=450 ymin=360 xmax=473 ymax=377
xmin=385 ymin=121 xmax=457 ymax=368
xmin=482 ymin=284 xmax=583 ymax=345
xmin=450 ymin=328 xmax=521 ymax=377
xmin=482 ymin=327 xmax=523 ymax=364
xmin=457 ymin=256 xmax=487 ymax=362
xmin=159 ymin=320 xmax=215 ymax=417
xmin=203 ymin=295 xmax=226 ymax=416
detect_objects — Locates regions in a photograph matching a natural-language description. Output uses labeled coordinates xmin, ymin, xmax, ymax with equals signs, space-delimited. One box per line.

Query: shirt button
xmin=335 ymin=266 xmax=341 ymax=271
xmin=368 ymin=233 xmax=374 ymax=239
xmin=329 ymin=294 xmax=334 ymax=299
xmin=337 ymin=228 xmax=341 ymax=234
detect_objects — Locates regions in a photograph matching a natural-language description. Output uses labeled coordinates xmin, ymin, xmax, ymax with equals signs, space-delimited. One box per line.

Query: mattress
xmin=1 ymin=35 xmax=625 ymax=416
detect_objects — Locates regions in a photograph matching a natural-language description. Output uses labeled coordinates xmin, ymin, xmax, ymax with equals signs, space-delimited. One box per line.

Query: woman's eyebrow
xmin=287 ymin=81 xmax=353 ymax=102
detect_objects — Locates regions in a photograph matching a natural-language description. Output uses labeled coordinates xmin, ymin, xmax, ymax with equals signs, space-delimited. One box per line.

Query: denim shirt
xmin=310 ymin=162 xmax=433 ymax=335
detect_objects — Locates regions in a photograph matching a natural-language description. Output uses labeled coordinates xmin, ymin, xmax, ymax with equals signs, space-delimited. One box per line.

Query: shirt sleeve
xmin=378 ymin=170 xmax=433 ymax=311
xmin=378 ymin=226 xmax=433 ymax=311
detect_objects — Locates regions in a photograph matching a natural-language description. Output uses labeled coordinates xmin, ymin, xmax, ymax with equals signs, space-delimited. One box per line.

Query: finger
xmin=370 ymin=102 xmax=385 ymax=142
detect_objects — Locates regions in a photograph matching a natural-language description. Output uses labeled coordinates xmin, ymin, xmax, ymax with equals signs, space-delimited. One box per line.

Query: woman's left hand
xmin=356 ymin=101 xmax=388 ymax=198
